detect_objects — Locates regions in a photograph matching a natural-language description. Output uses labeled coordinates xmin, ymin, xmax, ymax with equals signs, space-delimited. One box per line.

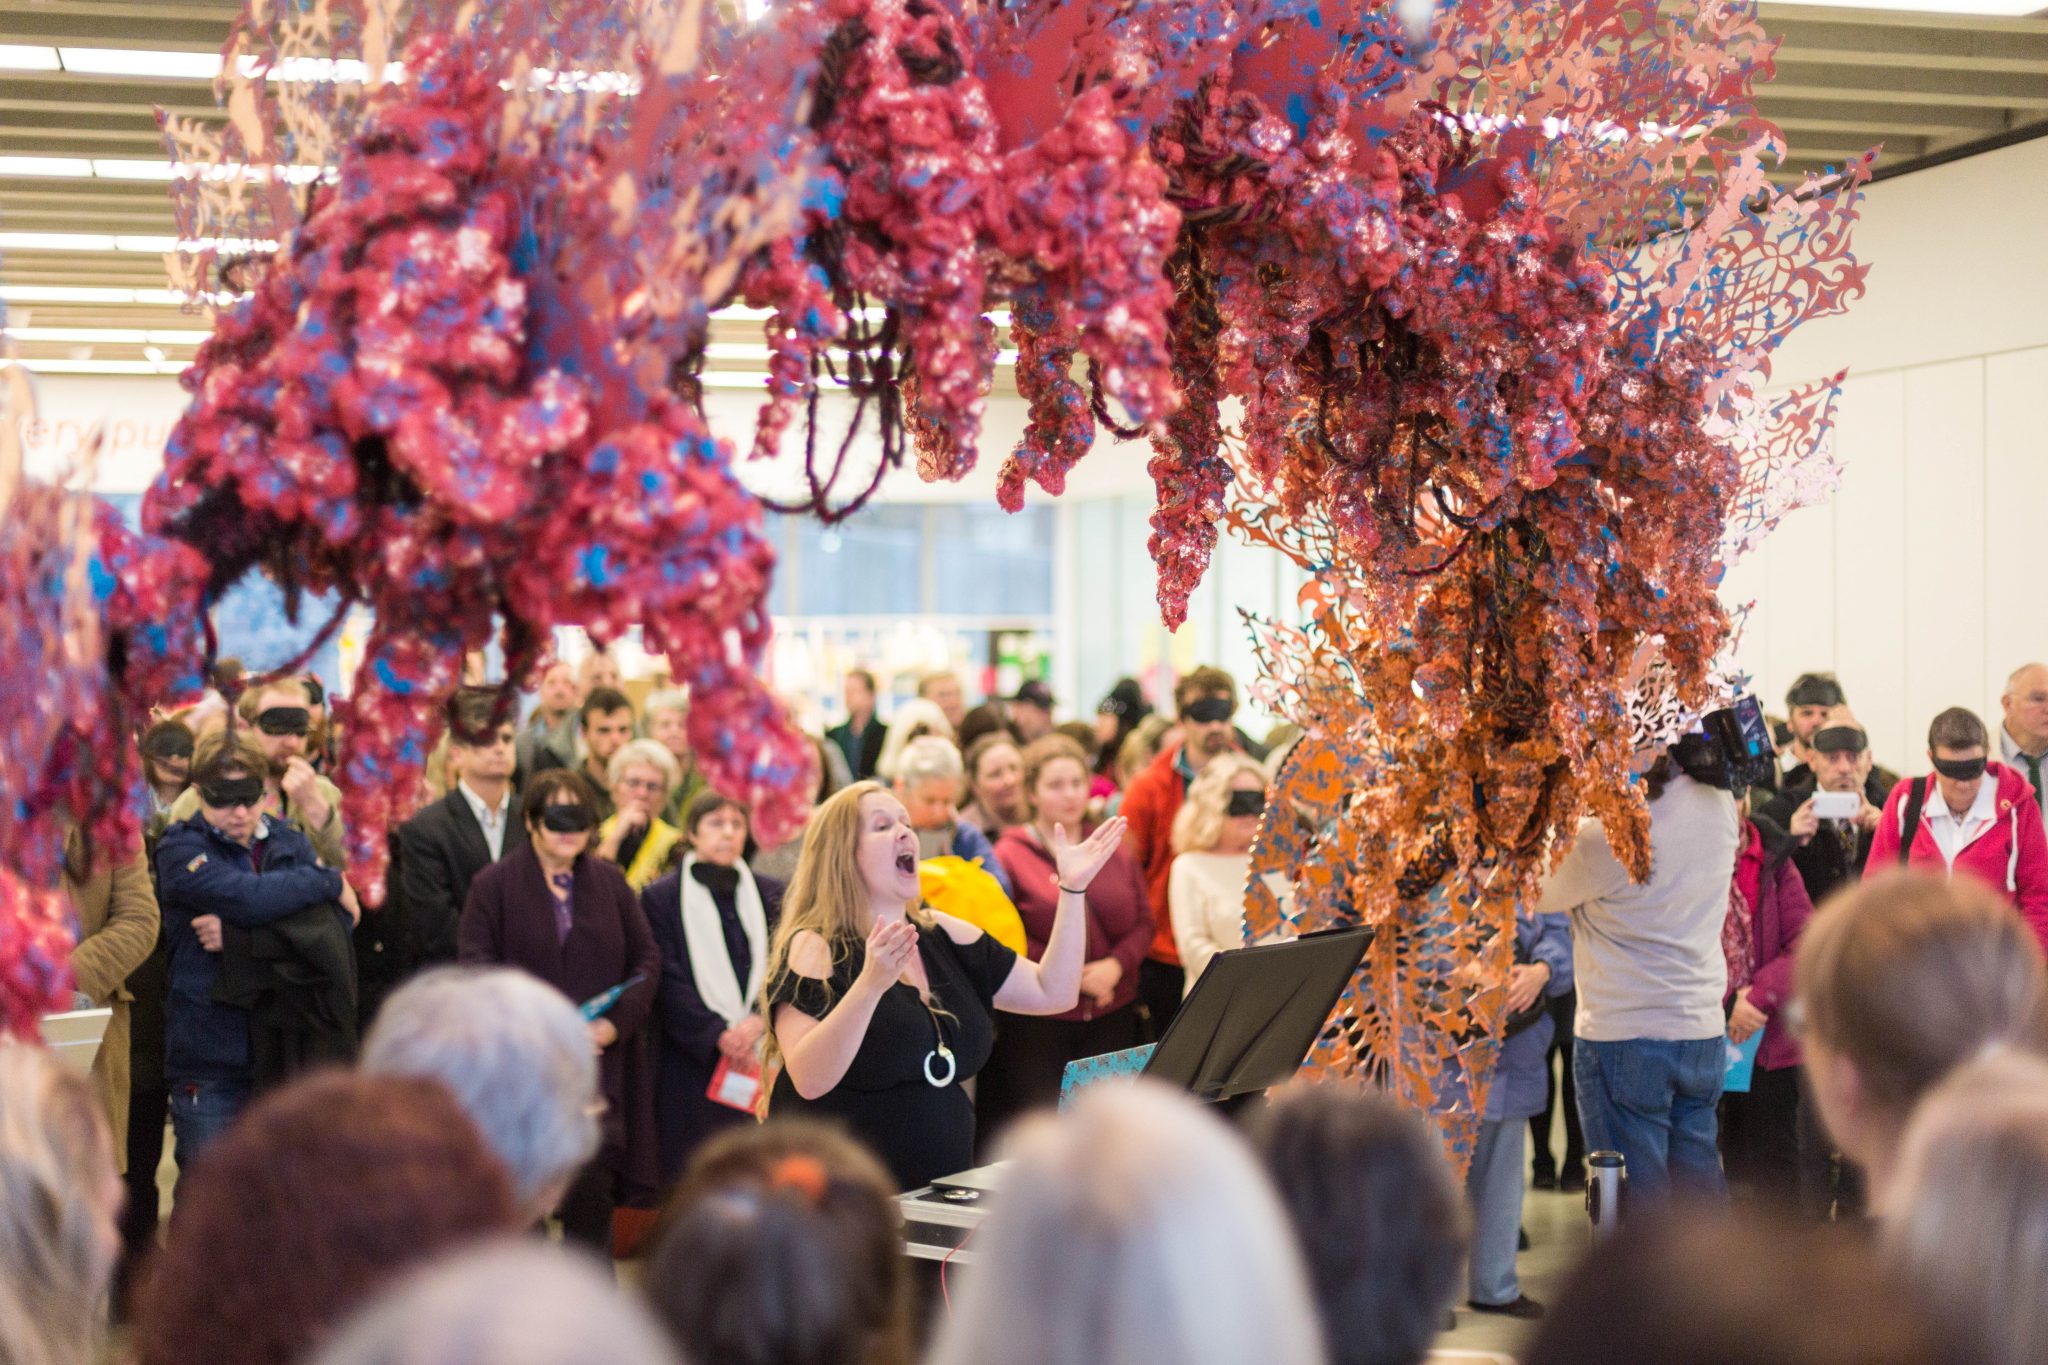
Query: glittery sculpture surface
xmin=0 ymin=410 xmax=208 ymax=1036
xmin=1 ymin=1 xmax=1871 ymax=1138
xmin=150 ymin=5 xmax=821 ymax=905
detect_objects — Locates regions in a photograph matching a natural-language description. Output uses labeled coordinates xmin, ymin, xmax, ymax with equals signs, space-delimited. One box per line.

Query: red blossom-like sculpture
xmin=149 ymin=29 xmax=816 ymax=905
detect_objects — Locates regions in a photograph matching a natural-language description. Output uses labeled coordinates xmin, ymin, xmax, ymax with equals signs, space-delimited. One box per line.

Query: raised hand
xmin=1050 ymin=815 xmax=1127 ymax=895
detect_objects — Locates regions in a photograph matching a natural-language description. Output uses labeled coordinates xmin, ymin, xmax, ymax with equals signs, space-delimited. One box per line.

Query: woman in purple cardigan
xmin=1721 ymin=802 xmax=1819 ymax=1214
xmin=459 ymin=768 xmax=660 ymax=1254
xmin=980 ymin=735 xmax=1152 ymax=1150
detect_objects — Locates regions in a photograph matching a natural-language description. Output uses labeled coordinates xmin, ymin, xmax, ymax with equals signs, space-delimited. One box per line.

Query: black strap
xmin=1897 ymin=777 xmax=1929 ymax=866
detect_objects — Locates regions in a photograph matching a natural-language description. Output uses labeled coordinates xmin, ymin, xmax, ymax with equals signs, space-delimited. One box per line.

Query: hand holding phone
xmin=1811 ymin=790 xmax=1861 ymax=822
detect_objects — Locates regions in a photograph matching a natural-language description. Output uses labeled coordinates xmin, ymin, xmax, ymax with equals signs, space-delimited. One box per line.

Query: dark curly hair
xmin=135 ymin=1071 xmax=520 ymax=1365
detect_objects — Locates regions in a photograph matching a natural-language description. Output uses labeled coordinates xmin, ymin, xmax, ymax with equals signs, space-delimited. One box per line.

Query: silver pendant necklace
xmin=911 ymin=938 xmax=955 ymax=1087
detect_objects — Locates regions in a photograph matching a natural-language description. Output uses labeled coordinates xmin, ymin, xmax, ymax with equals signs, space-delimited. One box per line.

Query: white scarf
xmin=680 ymin=855 xmax=769 ymax=1028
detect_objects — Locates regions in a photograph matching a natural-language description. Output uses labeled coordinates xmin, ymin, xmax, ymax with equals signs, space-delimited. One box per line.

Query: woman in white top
xmin=1168 ymin=754 xmax=1276 ymax=992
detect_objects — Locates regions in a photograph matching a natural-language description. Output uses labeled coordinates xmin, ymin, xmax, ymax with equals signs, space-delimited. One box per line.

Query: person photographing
xmin=761 ymin=781 xmax=1125 ymax=1189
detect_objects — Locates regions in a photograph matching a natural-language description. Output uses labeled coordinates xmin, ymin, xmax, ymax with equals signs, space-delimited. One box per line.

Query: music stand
xmin=1144 ymin=926 xmax=1372 ymax=1102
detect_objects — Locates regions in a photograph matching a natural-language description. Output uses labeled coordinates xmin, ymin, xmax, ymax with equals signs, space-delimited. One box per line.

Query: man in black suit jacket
xmin=395 ymin=691 xmax=523 ymax=977
xmin=827 ymin=668 xmax=888 ymax=781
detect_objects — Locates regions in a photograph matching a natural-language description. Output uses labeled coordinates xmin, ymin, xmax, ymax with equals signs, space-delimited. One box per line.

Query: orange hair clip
xmin=766 ymin=1153 xmax=829 ymax=1204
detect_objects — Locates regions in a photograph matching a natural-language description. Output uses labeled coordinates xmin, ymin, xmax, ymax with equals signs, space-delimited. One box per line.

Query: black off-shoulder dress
xmin=766 ymin=922 xmax=1016 ymax=1190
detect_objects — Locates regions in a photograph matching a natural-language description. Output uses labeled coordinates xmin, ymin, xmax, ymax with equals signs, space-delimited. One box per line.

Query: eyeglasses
xmin=618 ymin=776 xmax=666 ymax=794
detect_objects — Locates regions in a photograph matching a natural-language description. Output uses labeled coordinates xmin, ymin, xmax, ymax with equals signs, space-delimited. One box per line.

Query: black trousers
xmin=555 ymin=1158 xmax=617 ymax=1256
xmin=114 ymin=1082 xmax=169 ymax=1317
xmin=1719 ymin=1063 xmax=1834 ymax=1218
xmin=1528 ymin=990 xmax=1584 ymax=1179
xmin=1136 ymin=959 xmax=1185 ymax=1041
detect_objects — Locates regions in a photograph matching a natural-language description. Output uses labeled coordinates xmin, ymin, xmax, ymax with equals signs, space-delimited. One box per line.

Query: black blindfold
xmin=1226 ymin=789 xmax=1267 ymax=818
xmin=199 ymin=776 xmax=265 ymax=809
xmin=1811 ymin=726 xmax=1868 ymax=755
xmin=539 ymin=803 xmax=597 ymax=834
xmin=255 ymin=706 xmax=313 ymax=737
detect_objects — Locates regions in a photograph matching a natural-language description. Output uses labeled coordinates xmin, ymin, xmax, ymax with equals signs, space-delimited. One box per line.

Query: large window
xmin=767 ymin=503 xmax=1053 ymax=619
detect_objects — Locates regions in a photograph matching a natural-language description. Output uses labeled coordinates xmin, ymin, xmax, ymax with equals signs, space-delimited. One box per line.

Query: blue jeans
xmin=1573 ymin=1037 xmax=1727 ymax=1203
xmin=168 ymin=1077 xmax=251 ymax=1168
xmin=1464 ymin=1117 xmax=1527 ymax=1306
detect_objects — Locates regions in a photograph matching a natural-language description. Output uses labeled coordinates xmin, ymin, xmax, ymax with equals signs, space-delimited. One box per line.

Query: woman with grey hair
xmin=310 ymin=1241 xmax=680 ymax=1365
xmin=598 ymin=738 xmax=686 ymax=890
xmin=359 ymin=967 xmax=601 ymax=1223
xmin=892 ymin=735 xmax=1012 ymax=897
xmin=926 ymin=1080 xmax=1325 ymax=1365
xmin=874 ymin=698 xmax=955 ymax=784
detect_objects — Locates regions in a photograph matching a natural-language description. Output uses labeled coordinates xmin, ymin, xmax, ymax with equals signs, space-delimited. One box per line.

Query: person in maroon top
xmin=458 ymin=767 xmax=660 ymax=1256
xmin=982 ymin=735 xmax=1153 ymax=1149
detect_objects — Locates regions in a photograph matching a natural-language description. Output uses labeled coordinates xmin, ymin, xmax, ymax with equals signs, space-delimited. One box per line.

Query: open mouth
xmin=896 ymin=851 xmax=917 ymax=875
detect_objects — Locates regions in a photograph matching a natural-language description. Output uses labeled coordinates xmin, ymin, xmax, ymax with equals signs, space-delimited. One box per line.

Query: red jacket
xmin=1863 ymin=761 xmax=2048 ymax=952
xmin=1119 ymin=743 xmax=1191 ymax=964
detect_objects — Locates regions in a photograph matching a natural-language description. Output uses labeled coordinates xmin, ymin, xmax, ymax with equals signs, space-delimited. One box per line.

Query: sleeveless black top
xmin=767 ymin=922 xmax=1017 ymax=1190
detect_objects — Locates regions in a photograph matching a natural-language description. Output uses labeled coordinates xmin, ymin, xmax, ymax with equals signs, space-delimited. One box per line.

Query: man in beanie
xmin=1776 ymin=673 xmax=1847 ymax=793
xmin=1759 ymin=705 xmax=1896 ymax=905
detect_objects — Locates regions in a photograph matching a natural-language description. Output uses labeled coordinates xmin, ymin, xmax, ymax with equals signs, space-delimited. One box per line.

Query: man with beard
xmin=1761 ymin=673 xmax=1845 ymax=796
xmin=163 ymin=677 xmax=345 ymax=868
xmin=1121 ymin=666 xmax=1244 ymax=1034
xmin=1760 ymin=705 xmax=1894 ymax=906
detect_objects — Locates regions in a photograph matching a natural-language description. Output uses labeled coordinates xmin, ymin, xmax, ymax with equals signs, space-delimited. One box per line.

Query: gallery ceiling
xmin=1 ymin=0 xmax=2042 ymax=380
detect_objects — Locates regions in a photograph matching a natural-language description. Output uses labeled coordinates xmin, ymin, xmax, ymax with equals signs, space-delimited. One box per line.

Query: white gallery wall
xmin=1718 ymin=134 xmax=2048 ymax=771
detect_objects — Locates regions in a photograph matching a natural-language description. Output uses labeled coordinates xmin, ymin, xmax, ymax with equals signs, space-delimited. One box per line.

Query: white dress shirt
xmin=1924 ymin=775 xmax=1998 ymax=870
xmin=458 ymin=779 xmax=512 ymax=861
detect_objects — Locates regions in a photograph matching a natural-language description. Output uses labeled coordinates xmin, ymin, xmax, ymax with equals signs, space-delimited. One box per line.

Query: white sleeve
xmin=1169 ymin=857 xmax=1223 ymax=985
xmin=1535 ymin=817 xmax=1632 ymax=915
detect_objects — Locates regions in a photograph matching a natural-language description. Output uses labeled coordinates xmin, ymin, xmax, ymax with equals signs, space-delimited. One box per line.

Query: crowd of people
xmin=12 ymin=651 xmax=2048 ymax=1365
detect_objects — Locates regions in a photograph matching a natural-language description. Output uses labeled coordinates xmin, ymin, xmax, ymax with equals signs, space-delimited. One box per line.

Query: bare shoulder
xmin=931 ymin=911 xmax=985 ymax=946
xmin=786 ymin=928 xmax=834 ymax=979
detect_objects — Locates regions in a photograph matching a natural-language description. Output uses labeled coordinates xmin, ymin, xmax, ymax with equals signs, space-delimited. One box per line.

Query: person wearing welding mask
xmin=1865 ymin=706 xmax=2048 ymax=952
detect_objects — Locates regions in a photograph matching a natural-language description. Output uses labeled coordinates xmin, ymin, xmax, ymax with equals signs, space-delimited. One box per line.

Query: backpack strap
xmin=1897 ymin=777 xmax=1929 ymax=867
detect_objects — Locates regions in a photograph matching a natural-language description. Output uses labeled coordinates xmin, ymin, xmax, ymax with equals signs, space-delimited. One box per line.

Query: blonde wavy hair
xmin=0 ymin=1042 xmax=119 ymax=1365
xmin=1171 ymin=753 xmax=1270 ymax=855
xmin=760 ymin=782 xmax=941 ymax=1076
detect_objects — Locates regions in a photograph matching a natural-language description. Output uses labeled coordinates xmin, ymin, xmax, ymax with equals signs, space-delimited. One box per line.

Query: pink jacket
xmin=1864 ymin=761 xmax=2048 ymax=953
xmin=1734 ymin=822 xmax=1815 ymax=1073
